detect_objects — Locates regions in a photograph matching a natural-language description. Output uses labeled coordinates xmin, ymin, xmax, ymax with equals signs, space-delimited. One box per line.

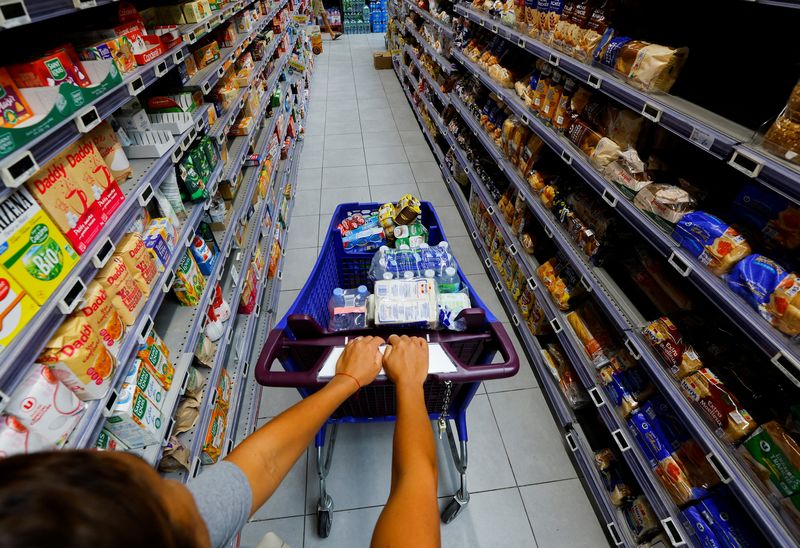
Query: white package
xmin=6 ymin=364 xmax=85 ymax=446
xmin=105 ymin=385 xmax=164 ymax=449
xmin=373 ymin=278 xmax=438 ymax=326
xmin=0 ymin=414 xmax=52 ymax=457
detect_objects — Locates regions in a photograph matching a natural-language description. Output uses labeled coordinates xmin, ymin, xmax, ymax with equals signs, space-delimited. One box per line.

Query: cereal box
xmin=5 ymin=364 xmax=84 ymax=446
xmin=97 ymin=256 xmax=144 ymax=325
xmin=79 ymin=35 xmax=136 ymax=75
xmin=0 ymin=68 xmax=33 ymax=128
xmin=182 ymin=0 xmax=210 ymax=23
xmin=0 ymin=414 xmax=52 ymax=458
xmin=26 ymin=136 xmax=124 ymax=254
xmin=0 ymin=187 xmax=79 ymax=305
xmin=201 ymin=402 xmax=227 ymax=464
xmin=105 ymin=386 xmax=163 ymax=448
xmin=76 ymin=281 xmax=125 ymax=355
xmin=122 ymin=360 xmax=166 ymax=409
xmin=38 ymin=316 xmax=116 ymax=401
xmin=0 ymin=268 xmax=38 ymax=350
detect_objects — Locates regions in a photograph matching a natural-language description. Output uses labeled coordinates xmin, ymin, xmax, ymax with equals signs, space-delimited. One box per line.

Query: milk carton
xmin=105 ymin=385 xmax=163 ymax=448
xmin=122 ymin=361 xmax=167 ymax=410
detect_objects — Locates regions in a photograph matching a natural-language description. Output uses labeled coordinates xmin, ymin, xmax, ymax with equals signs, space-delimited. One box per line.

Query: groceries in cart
xmin=328 ymin=286 xmax=369 ymax=331
xmin=337 ymin=194 xmax=424 ymax=253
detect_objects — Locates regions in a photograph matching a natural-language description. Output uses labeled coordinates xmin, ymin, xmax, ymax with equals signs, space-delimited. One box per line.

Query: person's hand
xmin=383 ymin=335 xmax=429 ymax=388
xmin=335 ymin=336 xmax=384 ymax=390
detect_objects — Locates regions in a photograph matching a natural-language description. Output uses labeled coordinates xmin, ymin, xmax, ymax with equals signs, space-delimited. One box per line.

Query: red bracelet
xmin=337 ymin=372 xmax=360 ymax=391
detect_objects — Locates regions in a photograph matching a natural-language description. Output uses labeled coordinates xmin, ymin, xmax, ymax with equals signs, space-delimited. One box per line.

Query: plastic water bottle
xmin=438 ymin=267 xmax=461 ymax=293
xmin=403 ymin=271 xmax=414 ymax=280
xmin=383 ymin=272 xmax=394 ymax=280
xmin=424 ymin=269 xmax=435 ymax=279
xmin=332 ymin=287 xmax=345 ymax=306
xmin=356 ymin=285 xmax=369 ymax=306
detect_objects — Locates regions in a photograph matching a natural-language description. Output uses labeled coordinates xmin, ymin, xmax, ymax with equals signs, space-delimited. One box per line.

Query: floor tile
xmin=321 ymin=165 xmax=369 ymax=188
xmin=520 ymin=479 xmax=609 ymax=548
xmin=370 ymin=182 xmax=420 ymax=204
xmin=435 ymin=205 xmax=469 ymax=237
xmin=437 ymin=394 xmax=516 ymax=496
xmin=258 ymin=385 xmax=303 ymax=418
xmin=411 ymin=161 xmax=445 ymax=183
xmin=275 ymin=289 xmax=299 ymax=323
xmin=357 ymin=97 xmax=391 ymax=111
xmin=448 ymin=235 xmax=484 ymax=276
xmin=324 ymin=132 xmax=363 ymax=150
xmin=318 ymin=217 xmax=331 ymax=245
xmin=299 ymin=148 xmax=323 ymax=169
xmin=325 ymin=99 xmax=358 ymax=111
xmin=440 ymin=488 xmax=537 ymax=548
xmin=490 ymin=388 xmax=577 ymax=485
xmin=404 ymin=143 xmax=436 ymax=163
xmin=467 ymin=272 xmax=511 ymax=324
xmin=400 ymin=129 xmax=427 ymax=147
xmin=303 ymin=133 xmax=325 ymax=151
xmin=485 ymin=331 xmax=539 ymax=393
xmin=304 ymin=506 xmax=382 ymax=547
xmin=360 ymin=107 xmax=393 ymax=123
xmin=325 ymin=120 xmax=362 ymax=135
xmin=251 ymin=450 xmax=308 ymax=521
xmin=366 ymin=162 xmax=416 ymax=186
xmin=286 ymin=216 xmax=319 ymax=250
xmin=394 ymin=113 xmax=421 ymax=132
xmin=325 ymin=108 xmax=359 ymax=125
xmin=323 ymin=146 xmax=365 ymax=168
xmin=281 ymin=249 xmax=317 ymax=291
xmin=361 ymin=116 xmax=397 ymax=132
xmin=320 ymin=186 xmax=372 ymax=214
xmin=293 ymin=190 xmax=321 ymax=216
xmin=305 ymin=422 xmax=395 ymax=513
xmin=241 ymin=516 xmax=305 ymax=548
xmin=365 ymin=145 xmax=408 ymax=165
xmin=362 ymin=129 xmax=403 ymax=148
xmin=298 ymin=168 xmax=322 ymax=190
xmin=417 ymin=181 xmax=454 ymax=206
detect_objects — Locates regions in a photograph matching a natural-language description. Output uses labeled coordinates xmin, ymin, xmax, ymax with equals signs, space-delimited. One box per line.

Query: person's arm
xmin=226 ymin=336 xmax=384 ymax=515
xmin=371 ymin=335 xmax=440 ymax=548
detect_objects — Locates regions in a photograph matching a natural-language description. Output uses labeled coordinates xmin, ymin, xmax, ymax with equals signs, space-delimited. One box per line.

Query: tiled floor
xmin=240 ymin=34 xmax=608 ymax=547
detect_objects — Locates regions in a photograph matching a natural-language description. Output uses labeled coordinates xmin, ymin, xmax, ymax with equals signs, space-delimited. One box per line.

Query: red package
xmin=10 ymin=45 xmax=91 ymax=88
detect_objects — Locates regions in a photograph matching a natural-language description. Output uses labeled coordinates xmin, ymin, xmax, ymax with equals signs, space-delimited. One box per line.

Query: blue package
xmin=732 ymin=184 xmax=800 ymax=255
xmin=683 ymin=505 xmax=724 ymax=548
xmin=672 ymin=211 xmax=749 ymax=275
xmin=698 ymin=495 xmax=760 ymax=548
xmin=598 ymin=36 xmax=633 ymax=68
xmin=631 ymin=403 xmax=673 ymax=462
xmin=726 ymin=254 xmax=789 ymax=321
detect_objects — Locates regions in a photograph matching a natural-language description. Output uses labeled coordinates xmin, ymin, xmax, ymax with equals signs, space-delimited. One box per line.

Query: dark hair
xmin=0 ymin=450 xmax=193 ymax=548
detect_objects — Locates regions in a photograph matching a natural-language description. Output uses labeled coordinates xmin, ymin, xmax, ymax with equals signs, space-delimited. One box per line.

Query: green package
xmin=393 ymin=219 xmax=428 ymax=248
xmin=190 ymin=146 xmax=211 ymax=182
xmin=200 ymin=136 xmax=218 ymax=169
xmin=742 ymin=422 xmax=800 ymax=497
xmin=177 ymin=155 xmax=207 ymax=202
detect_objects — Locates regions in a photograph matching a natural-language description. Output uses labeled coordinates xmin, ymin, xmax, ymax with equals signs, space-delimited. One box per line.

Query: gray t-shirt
xmin=188 ymin=460 xmax=252 ymax=547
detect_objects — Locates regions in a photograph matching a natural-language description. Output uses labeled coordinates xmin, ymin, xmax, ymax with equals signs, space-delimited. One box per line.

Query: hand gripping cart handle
xmin=254 ymin=201 xmax=519 ymax=537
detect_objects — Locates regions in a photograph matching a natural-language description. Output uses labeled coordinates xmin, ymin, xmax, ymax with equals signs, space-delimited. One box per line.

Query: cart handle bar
xmin=254 ymin=322 xmax=520 ymax=388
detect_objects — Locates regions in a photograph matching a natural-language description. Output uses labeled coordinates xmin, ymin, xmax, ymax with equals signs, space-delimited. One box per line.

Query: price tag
xmin=127 ymin=76 xmax=145 ymax=96
xmin=0 ymin=150 xmax=39 ymax=188
xmin=689 ymin=127 xmax=715 ymax=151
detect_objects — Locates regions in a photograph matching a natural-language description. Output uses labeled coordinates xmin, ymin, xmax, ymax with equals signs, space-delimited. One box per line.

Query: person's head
xmin=0 ymin=450 xmax=210 ymax=548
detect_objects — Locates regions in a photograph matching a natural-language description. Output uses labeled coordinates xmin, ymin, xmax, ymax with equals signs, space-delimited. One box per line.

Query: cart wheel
xmin=317 ymin=509 xmax=333 ymax=538
xmin=441 ymin=496 xmax=465 ymax=524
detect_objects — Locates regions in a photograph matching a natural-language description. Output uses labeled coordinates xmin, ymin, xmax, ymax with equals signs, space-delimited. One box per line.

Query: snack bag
xmin=0 ymin=188 xmax=79 ymax=305
xmin=38 ymin=317 xmax=115 ymax=401
xmin=97 ymin=256 xmax=144 ymax=325
xmin=105 ymin=386 xmax=163 ymax=448
xmin=680 ymin=368 xmax=757 ymax=443
xmin=0 ymin=414 xmax=52 ymax=457
xmin=740 ymin=421 xmax=800 ymax=497
xmin=201 ymin=402 xmax=227 ymax=464
xmin=173 ymin=249 xmax=206 ymax=306
xmin=598 ymin=361 xmax=653 ymax=417
xmin=642 ymin=317 xmax=703 ymax=379
xmin=5 ymin=364 xmax=84 ymax=446
xmin=542 ymin=344 xmax=588 ymax=409
xmin=672 ymin=211 xmax=751 ymax=276
xmin=77 ymin=281 xmax=125 ymax=355
xmin=136 ymin=329 xmax=174 ymax=390
xmin=0 ymin=269 xmax=38 ymax=350
xmin=115 ymin=232 xmax=158 ymax=294
xmin=593 ymin=448 xmax=634 ymax=506
xmin=566 ymin=305 xmax=613 ymax=367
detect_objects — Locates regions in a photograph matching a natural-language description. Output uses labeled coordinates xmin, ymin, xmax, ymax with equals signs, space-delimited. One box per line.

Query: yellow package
xmin=0 ymin=188 xmax=79 ymax=305
xmin=116 ymin=232 xmax=158 ymax=295
xmin=201 ymin=402 xmax=227 ymax=464
xmin=97 ymin=256 xmax=144 ymax=325
xmin=136 ymin=328 xmax=174 ymax=390
xmin=216 ymin=368 xmax=232 ymax=408
xmin=0 ymin=268 xmax=38 ymax=350
xmin=38 ymin=317 xmax=115 ymax=401
xmin=76 ymin=281 xmax=125 ymax=355
xmin=173 ymin=249 xmax=205 ymax=306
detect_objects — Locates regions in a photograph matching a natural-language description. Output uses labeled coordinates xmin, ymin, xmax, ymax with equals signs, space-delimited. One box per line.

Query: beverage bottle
xmin=356 ymin=285 xmax=369 ymax=306
xmin=438 ymin=267 xmax=461 ymax=293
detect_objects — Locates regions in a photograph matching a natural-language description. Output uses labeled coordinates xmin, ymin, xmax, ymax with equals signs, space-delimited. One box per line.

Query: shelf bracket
xmin=155 ymin=61 xmax=169 ymax=77
xmin=138 ymin=315 xmax=154 ymax=344
xmin=728 ymin=149 xmax=764 ymax=178
xmin=91 ymin=237 xmax=116 ymax=269
xmin=770 ymin=352 xmax=800 ymax=388
xmin=587 ymin=73 xmax=602 ymax=89
xmin=607 ymin=523 xmax=623 ymax=546
xmin=641 ymin=102 xmax=662 ymax=123
xmin=138 ymin=183 xmax=154 ymax=206
xmin=705 ymin=451 xmax=732 ymax=484
xmin=588 ymin=387 xmax=605 ymax=408
xmin=661 ymin=518 xmax=686 ymax=547
xmin=75 ymin=105 xmax=101 ymax=133
xmin=667 ymin=252 xmax=692 ymax=277
xmin=101 ymin=389 xmax=119 ymax=417
xmin=57 ymin=277 xmax=87 ymax=314
xmin=611 ymin=429 xmax=630 ymax=452
xmin=127 ymin=76 xmax=145 ymax=96
xmin=0 ymin=150 xmax=39 ymax=187
xmin=564 ymin=431 xmax=578 ymax=452
xmin=624 ymin=337 xmax=642 ymax=360
xmin=0 ymin=1 xmax=31 ymax=28
xmin=549 ymin=317 xmax=562 ymax=334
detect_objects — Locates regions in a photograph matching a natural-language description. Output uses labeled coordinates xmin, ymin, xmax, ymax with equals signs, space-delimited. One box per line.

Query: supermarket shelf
xmin=0 ymin=102 xmax=212 ymax=406
xmin=0 ymin=0 xmax=116 ymax=28
xmin=404 ymin=0 xmax=453 ymax=37
xmin=0 ymin=40 xmax=190 ymax=187
xmin=453 ymin=4 xmax=800 ymax=203
xmin=452 ymin=47 xmax=800 ymax=388
xmin=402 ymin=19 xmax=457 ymax=74
xmin=178 ymin=0 xmax=247 ymax=45
xmin=404 ymin=44 xmax=449 ymax=106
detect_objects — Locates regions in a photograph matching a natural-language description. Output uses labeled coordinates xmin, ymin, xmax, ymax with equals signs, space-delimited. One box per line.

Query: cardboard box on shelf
xmin=96 ymin=428 xmax=129 ymax=451
xmin=122 ymin=360 xmax=167 ymax=409
xmin=0 ymin=68 xmax=34 ymax=128
xmin=0 ymin=187 xmax=79 ymax=305
xmin=9 ymin=45 xmax=92 ymax=88
xmin=373 ymin=51 xmax=392 ymax=70
xmin=0 ymin=268 xmax=38 ymax=350
xmin=25 ymin=136 xmax=123 ymax=254
xmin=79 ymin=36 xmax=137 ymax=75
xmin=182 ymin=0 xmax=211 ymax=23
xmin=105 ymin=385 xmax=164 ymax=448
xmin=193 ymin=41 xmax=221 ymax=69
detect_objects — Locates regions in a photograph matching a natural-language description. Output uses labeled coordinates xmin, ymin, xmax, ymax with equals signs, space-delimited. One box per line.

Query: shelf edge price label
xmin=0 ymin=0 xmax=31 ymax=28
xmin=138 ymin=183 xmax=154 ymax=206
xmin=57 ymin=277 xmax=87 ymax=314
xmin=689 ymin=126 xmax=715 ymax=151
xmin=155 ymin=61 xmax=169 ymax=77
xmin=127 ymin=76 xmax=145 ymax=96
xmin=587 ymin=73 xmax=602 ymax=89
xmin=91 ymin=237 xmax=116 ymax=269
xmin=73 ymin=0 xmax=96 ymax=8
xmin=728 ymin=148 xmax=764 ymax=178
xmin=641 ymin=102 xmax=662 ymax=123
xmin=0 ymin=150 xmax=39 ymax=188
xmin=75 ymin=105 xmax=101 ymax=133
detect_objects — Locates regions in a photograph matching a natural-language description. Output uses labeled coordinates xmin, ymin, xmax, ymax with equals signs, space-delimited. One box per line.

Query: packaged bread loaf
xmin=566 ymin=306 xmax=613 ymax=367
xmin=634 ymin=184 xmax=695 ymax=229
xmin=602 ymin=148 xmax=652 ymax=197
xmin=672 ymin=211 xmax=751 ymax=276
xmin=593 ymin=448 xmax=634 ymax=507
xmin=536 ymin=253 xmax=584 ymax=310
xmin=542 ymin=343 xmax=588 ymax=409
xmin=680 ymin=368 xmax=757 ymax=443
xmin=97 ymin=256 xmax=144 ymax=325
xmin=643 ymin=317 xmax=703 ymax=379
xmin=575 ymin=0 xmax=614 ymax=62
xmin=740 ymin=421 xmax=800 ymax=497
xmin=567 ymin=118 xmax=604 ymax=156
xmin=732 ymin=184 xmax=800 ymax=251
xmin=727 ymin=254 xmax=800 ymax=337
xmin=764 ymin=115 xmax=800 ymax=165
xmin=596 ymin=38 xmax=688 ymax=93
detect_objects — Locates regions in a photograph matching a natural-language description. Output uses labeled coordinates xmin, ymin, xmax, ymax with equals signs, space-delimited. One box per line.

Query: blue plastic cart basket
xmin=255 ymin=201 xmax=519 ymax=537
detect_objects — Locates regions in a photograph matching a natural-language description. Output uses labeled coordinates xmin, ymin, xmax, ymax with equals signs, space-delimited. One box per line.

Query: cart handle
xmin=254 ymin=322 xmax=519 ymax=388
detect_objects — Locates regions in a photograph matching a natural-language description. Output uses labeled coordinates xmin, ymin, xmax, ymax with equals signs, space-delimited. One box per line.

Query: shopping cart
xmin=255 ymin=201 xmax=519 ymax=537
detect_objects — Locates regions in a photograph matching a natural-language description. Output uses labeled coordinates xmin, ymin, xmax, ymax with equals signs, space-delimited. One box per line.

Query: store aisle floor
xmin=241 ymin=34 xmax=609 ymax=548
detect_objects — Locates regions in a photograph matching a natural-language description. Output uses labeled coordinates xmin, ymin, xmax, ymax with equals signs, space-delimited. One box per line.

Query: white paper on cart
xmin=317 ymin=343 xmax=457 ymax=379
